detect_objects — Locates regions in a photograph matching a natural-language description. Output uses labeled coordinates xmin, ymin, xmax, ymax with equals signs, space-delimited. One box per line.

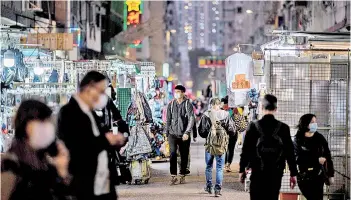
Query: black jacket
xmin=198 ymin=109 xmax=236 ymax=138
xmin=294 ymin=132 xmax=335 ymax=177
xmin=166 ymin=99 xmax=195 ymax=138
xmin=239 ymin=115 xmax=298 ymax=176
xmin=57 ymin=97 xmax=116 ymax=199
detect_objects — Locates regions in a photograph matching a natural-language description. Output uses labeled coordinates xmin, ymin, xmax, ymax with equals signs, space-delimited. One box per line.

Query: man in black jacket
xmin=57 ymin=71 xmax=125 ymax=200
xmin=239 ymin=94 xmax=297 ymax=200
xmin=166 ymin=85 xmax=195 ymax=185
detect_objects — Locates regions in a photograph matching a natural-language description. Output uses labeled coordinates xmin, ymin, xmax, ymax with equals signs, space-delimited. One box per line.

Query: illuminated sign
xmin=198 ymin=56 xmax=226 ymax=68
xmin=69 ymin=28 xmax=81 ymax=47
xmin=124 ymin=0 xmax=143 ymax=48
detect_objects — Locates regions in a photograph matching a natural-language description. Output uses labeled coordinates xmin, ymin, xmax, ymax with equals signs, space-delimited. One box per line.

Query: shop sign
xmin=253 ymin=60 xmax=264 ymax=76
xmin=124 ymin=0 xmax=143 ymax=48
xmin=198 ymin=56 xmax=226 ymax=68
xmin=27 ymin=33 xmax=73 ymax=50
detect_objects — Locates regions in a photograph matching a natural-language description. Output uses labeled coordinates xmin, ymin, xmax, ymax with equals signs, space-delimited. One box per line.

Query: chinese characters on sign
xmin=198 ymin=56 xmax=226 ymax=68
xmin=125 ymin=0 xmax=143 ymax=48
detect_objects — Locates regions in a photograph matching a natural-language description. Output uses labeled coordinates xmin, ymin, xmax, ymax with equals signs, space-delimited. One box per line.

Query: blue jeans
xmin=205 ymin=151 xmax=225 ymax=190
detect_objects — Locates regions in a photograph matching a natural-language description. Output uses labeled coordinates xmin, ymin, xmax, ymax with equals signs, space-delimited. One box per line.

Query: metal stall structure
xmin=265 ymin=47 xmax=350 ymax=199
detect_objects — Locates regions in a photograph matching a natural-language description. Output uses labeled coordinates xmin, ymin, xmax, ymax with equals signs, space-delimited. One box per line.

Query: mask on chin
xmin=94 ymin=94 xmax=109 ymax=110
xmin=29 ymin=122 xmax=56 ymax=150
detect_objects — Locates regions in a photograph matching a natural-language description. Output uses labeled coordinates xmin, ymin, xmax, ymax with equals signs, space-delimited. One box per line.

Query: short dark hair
xmin=175 ymin=85 xmax=186 ymax=93
xmin=262 ymin=94 xmax=277 ymax=111
xmin=221 ymin=96 xmax=228 ymax=104
xmin=79 ymin=71 xmax=107 ymax=91
xmin=14 ymin=100 xmax=53 ymax=140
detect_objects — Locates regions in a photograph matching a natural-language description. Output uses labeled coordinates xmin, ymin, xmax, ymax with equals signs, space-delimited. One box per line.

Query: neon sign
xmin=124 ymin=0 xmax=143 ymax=48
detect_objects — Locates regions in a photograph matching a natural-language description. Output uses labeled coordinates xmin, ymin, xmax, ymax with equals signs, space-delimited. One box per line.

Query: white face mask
xmin=29 ymin=122 xmax=56 ymax=150
xmin=94 ymin=94 xmax=109 ymax=110
xmin=174 ymin=93 xmax=181 ymax=99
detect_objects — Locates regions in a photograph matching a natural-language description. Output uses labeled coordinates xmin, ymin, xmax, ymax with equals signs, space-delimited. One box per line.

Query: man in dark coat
xmin=57 ymin=71 xmax=125 ymax=200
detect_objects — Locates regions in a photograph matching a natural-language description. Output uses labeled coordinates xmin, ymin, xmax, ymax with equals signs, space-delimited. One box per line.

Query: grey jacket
xmin=166 ymin=99 xmax=195 ymax=137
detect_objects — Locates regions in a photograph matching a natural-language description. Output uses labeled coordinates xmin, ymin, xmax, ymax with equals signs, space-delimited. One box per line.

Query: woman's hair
xmin=79 ymin=71 xmax=107 ymax=91
xmin=210 ymin=97 xmax=221 ymax=106
xmin=296 ymin=113 xmax=316 ymax=139
xmin=14 ymin=100 xmax=53 ymax=140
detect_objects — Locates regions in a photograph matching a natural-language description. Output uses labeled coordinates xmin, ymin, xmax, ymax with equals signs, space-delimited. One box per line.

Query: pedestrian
xmin=93 ymin=83 xmax=130 ymax=185
xmin=57 ymin=71 xmax=126 ymax=200
xmin=177 ymin=121 xmax=197 ymax=175
xmin=1 ymin=100 xmax=70 ymax=200
xmin=294 ymin=114 xmax=335 ymax=200
xmin=239 ymin=94 xmax=297 ymax=200
xmin=198 ymin=98 xmax=236 ymax=197
xmin=166 ymin=84 xmax=195 ymax=185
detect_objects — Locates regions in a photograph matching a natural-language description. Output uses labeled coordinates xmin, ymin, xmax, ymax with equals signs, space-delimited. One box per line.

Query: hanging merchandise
xmin=225 ymin=53 xmax=253 ymax=107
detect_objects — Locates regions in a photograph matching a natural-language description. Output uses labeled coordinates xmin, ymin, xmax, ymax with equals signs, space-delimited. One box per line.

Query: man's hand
xmin=329 ymin=177 xmax=335 ymax=185
xmin=290 ymin=176 xmax=297 ymax=189
xmin=319 ymin=157 xmax=327 ymax=165
xmin=239 ymin=172 xmax=246 ymax=184
xmin=106 ymin=133 xmax=126 ymax=146
xmin=182 ymin=134 xmax=189 ymax=141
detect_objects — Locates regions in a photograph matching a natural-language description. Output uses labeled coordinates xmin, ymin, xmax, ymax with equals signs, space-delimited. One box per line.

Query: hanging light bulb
xmin=3 ymin=49 xmax=15 ymax=67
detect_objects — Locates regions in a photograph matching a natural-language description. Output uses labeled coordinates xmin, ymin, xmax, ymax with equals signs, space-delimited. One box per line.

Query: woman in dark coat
xmin=1 ymin=100 xmax=70 ymax=200
xmin=294 ymin=114 xmax=335 ymax=200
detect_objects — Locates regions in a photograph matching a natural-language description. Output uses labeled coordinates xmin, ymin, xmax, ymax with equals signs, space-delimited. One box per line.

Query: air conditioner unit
xmin=23 ymin=0 xmax=43 ymax=12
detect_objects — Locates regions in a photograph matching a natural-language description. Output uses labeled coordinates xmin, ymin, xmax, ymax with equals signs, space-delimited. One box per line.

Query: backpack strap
xmin=254 ymin=121 xmax=281 ymax=137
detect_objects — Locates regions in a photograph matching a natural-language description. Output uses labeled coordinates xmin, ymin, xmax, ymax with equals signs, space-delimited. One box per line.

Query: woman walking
xmin=1 ymin=100 xmax=70 ymax=200
xmin=295 ymin=114 xmax=335 ymax=200
xmin=198 ymin=98 xmax=236 ymax=197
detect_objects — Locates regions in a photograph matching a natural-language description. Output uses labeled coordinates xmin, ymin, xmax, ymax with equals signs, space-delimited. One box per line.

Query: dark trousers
xmin=225 ymin=134 xmax=238 ymax=165
xmin=250 ymin=171 xmax=283 ymax=200
xmin=298 ymin=173 xmax=324 ymax=200
xmin=169 ymin=134 xmax=190 ymax=175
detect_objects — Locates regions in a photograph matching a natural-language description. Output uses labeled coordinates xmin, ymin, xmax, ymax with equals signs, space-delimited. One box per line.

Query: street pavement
xmin=118 ymin=139 xmax=250 ymax=200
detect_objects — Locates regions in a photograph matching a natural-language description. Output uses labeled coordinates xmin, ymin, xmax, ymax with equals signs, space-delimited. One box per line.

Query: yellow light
xmin=246 ymin=10 xmax=253 ymax=14
xmin=170 ymin=29 xmax=177 ymax=33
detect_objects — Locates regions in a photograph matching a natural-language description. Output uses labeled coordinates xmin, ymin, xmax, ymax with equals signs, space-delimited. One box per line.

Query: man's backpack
xmin=205 ymin=111 xmax=229 ymax=156
xmin=254 ymin=121 xmax=283 ymax=171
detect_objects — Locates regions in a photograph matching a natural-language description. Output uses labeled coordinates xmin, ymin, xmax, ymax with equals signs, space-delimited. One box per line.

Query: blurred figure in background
xmin=57 ymin=71 xmax=126 ymax=200
xmin=1 ymin=100 xmax=70 ymax=200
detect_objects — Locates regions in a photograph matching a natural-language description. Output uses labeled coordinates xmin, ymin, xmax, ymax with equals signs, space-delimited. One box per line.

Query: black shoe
xmin=185 ymin=169 xmax=190 ymax=175
xmin=204 ymin=185 xmax=213 ymax=194
xmin=214 ymin=189 xmax=222 ymax=197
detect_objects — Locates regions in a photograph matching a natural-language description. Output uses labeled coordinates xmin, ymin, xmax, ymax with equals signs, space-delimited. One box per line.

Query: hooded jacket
xmin=166 ymin=98 xmax=195 ymax=138
xmin=198 ymin=109 xmax=236 ymax=138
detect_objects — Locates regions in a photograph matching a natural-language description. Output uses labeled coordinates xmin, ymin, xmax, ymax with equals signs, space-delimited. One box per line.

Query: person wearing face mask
xmin=294 ymin=114 xmax=335 ymax=200
xmin=198 ymin=97 xmax=236 ymax=197
xmin=166 ymin=85 xmax=195 ymax=185
xmin=57 ymin=71 xmax=126 ymax=200
xmin=1 ymin=100 xmax=70 ymax=200
xmin=93 ymin=84 xmax=130 ymax=185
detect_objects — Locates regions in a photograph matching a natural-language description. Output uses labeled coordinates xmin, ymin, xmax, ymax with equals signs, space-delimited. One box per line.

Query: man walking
xmin=166 ymin=85 xmax=195 ymax=185
xmin=239 ymin=94 xmax=297 ymax=200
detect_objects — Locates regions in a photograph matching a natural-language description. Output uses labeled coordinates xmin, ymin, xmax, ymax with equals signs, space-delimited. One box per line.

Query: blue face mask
xmin=309 ymin=123 xmax=318 ymax=133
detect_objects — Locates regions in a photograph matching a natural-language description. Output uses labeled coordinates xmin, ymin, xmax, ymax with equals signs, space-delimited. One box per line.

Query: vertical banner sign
xmin=124 ymin=0 xmax=143 ymax=48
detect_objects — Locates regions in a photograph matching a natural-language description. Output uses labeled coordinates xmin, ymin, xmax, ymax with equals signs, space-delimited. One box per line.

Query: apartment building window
xmin=228 ymin=22 xmax=233 ymax=28
xmin=237 ymin=7 xmax=242 ymax=13
xmin=96 ymin=6 xmax=100 ymax=28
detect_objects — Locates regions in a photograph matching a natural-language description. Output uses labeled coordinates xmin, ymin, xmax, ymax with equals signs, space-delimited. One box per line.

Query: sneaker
xmin=170 ymin=176 xmax=178 ymax=185
xmin=214 ymin=189 xmax=222 ymax=197
xmin=179 ymin=175 xmax=186 ymax=184
xmin=204 ymin=185 xmax=213 ymax=194
xmin=185 ymin=169 xmax=191 ymax=175
xmin=225 ymin=164 xmax=232 ymax=172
